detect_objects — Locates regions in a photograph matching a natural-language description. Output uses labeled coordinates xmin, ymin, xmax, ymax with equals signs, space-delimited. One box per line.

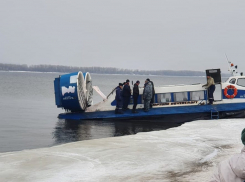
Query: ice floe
xmin=0 ymin=119 xmax=244 ymax=182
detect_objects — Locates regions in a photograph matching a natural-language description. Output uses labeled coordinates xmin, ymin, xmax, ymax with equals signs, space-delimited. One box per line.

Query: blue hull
xmin=58 ymin=103 xmax=245 ymax=121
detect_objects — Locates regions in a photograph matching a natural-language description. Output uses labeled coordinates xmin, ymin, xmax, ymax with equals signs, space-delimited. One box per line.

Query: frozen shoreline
xmin=0 ymin=119 xmax=244 ymax=182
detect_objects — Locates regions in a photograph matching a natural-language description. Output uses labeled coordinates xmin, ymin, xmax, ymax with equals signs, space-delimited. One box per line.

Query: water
xmin=0 ymin=71 xmax=213 ymax=153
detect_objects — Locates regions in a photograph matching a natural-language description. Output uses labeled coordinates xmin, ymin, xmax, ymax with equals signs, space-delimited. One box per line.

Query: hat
xmin=146 ymin=78 xmax=150 ymax=81
xmin=136 ymin=80 xmax=140 ymax=83
xmin=119 ymin=83 xmax=123 ymax=86
xmin=242 ymin=128 xmax=245 ymax=145
xmin=126 ymin=79 xmax=130 ymax=83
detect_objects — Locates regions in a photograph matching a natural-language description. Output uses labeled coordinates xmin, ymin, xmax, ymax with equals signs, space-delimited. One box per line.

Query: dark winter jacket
xmin=133 ymin=83 xmax=139 ymax=97
xmin=115 ymin=86 xmax=123 ymax=102
xmin=122 ymin=84 xmax=131 ymax=97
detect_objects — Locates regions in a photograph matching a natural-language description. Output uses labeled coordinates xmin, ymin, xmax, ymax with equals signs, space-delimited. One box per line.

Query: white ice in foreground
xmin=0 ymin=119 xmax=244 ymax=182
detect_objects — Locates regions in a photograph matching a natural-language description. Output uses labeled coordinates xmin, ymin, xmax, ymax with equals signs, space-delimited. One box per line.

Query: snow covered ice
xmin=0 ymin=119 xmax=244 ymax=182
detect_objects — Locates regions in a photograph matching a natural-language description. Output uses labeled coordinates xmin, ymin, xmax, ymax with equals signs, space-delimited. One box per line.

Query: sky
xmin=0 ymin=0 xmax=245 ymax=72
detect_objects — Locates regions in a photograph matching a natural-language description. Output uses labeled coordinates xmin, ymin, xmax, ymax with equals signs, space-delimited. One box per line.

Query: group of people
xmin=115 ymin=75 xmax=215 ymax=114
xmin=115 ymin=78 xmax=155 ymax=114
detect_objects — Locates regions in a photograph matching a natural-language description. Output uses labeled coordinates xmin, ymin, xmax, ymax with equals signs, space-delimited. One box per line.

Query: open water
xmin=0 ymin=71 xmax=219 ymax=153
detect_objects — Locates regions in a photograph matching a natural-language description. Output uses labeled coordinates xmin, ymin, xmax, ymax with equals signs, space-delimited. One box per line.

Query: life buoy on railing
xmin=224 ymin=85 xmax=238 ymax=99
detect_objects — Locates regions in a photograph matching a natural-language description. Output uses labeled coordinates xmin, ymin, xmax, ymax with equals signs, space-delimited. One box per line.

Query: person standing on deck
xmin=143 ymin=79 xmax=152 ymax=112
xmin=122 ymin=79 xmax=131 ymax=110
xmin=202 ymin=76 xmax=216 ymax=105
xmin=115 ymin=83 xmax=124 ymax=114
xmin=132 ymin=80 xmax=140 ymax=113
xmin=146 ymin=78 xmax=155 ymax=108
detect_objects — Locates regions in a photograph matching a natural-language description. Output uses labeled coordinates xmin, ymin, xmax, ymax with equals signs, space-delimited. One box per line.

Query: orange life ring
xmin=224 ymin=85 xmax=237 ymax=99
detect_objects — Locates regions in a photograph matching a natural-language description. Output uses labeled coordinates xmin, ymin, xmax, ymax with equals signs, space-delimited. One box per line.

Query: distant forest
xmin=0 ymin=63 xmax=220 ymax=76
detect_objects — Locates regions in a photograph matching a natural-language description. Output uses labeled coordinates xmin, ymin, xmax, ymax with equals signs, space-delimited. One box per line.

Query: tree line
xmin=0 ymin=63 xmax=214 ymax=76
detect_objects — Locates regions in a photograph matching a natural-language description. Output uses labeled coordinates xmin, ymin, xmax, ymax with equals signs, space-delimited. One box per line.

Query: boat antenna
xmin=225 ymin=53 xmax=231 ymax=72
xmin=225 ymin=53 xmax=235 ymax=76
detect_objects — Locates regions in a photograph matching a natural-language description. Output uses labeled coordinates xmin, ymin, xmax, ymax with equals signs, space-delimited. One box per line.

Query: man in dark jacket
xmin=132 ymin=80 xmax=140 ymax=113
xmin=122 ymin=79 xmax=131 ymax=110
xmin=115 ymin=83 xmax=124 ymax=114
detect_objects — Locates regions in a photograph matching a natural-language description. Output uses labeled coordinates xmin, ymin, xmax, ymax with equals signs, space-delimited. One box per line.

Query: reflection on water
xmin=0 ymin=72 xmax=207 ymax=152
xmin=53 ymin=119 xmax=183 ymax=145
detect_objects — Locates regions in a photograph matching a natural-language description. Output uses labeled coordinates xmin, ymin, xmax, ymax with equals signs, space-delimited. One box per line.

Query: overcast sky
xmin=1 ymin=0 xmax=245 ymax=72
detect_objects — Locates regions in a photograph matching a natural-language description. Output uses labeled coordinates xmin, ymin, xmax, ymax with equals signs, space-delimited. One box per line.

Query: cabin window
xmin=237 ymin=78 xmax=245 ymax=87
xmin=174 ymin=92 xmax=188 ymax=102
xmin=229 ymin=78 xmax=236 ymax=84
xmin=190 ymin=91 xmax=204 ymax=101
xmin=157 ymin=93 xmax=171 ymax=103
